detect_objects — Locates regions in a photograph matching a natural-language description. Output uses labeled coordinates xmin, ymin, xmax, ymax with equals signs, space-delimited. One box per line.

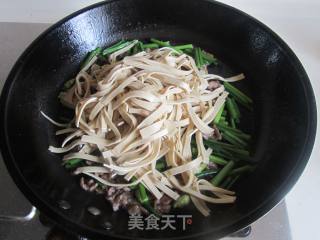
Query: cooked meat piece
xmin=95 ymin=187 xmax=105 ymax=194
xmin=111 ymin=191 xmax=134 ymax=211
xmin=80 ymin=174 xmax=147 ymax=215
xmin=73 ymin=144 xmax=84 ymax=152
xmin=85 ymin=160 xmax=93 ymax=165
xmin=212 ymin=125 xmax=222 ymax=140
xmin=207 ymin=80 xmax=221 ymax=91
xmin=99 ymin=172 xmax=112 ymax=181
xmin=154 ymin=195 xmax=173 ymax=214
xmin=203 ymin=126 xmax=221 ymax=141
xmin=90 ymin=63 xmax=101 ymax=73
xmin=122 ymin=187 xmax=131 ymax=192
xmin=127 ymin=203 xmax=149 ymax=215
xmin=106 ymin=186 xmax=117 ymax=199
xmin=207 ymin=161 xmax=217 ymax=169
xmin=105 ymin=187 xmax=137 ymax=211
xmin=80 ymin=177 xmax=98 ymax=192
xmin=128 ymin=204 xmax=142 ymax=215
xmin=203 ymin=128 xmax=216 ymax=139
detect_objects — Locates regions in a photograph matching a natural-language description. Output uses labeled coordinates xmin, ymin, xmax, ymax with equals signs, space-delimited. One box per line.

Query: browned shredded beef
xmin=207 ymin=161 xmax=217 ymax=169
xmin=212 ymin=125 xmax=222 ymax=140
xmin=106 ymin=186 xmax=148 ymax=214
xmin=154 ymin=195 xmax=173 ymax=214
xmin=80 ymin=177 xmax=98 ymax=192
xmin=79 ymin=172 xmax=149 ymax=215
xmin=79 ymin=169 xmax=154 ymax=215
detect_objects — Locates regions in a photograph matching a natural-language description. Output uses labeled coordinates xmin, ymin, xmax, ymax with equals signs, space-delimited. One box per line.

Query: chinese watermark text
xmin=128 ymin=214 xmax=192 ymax=230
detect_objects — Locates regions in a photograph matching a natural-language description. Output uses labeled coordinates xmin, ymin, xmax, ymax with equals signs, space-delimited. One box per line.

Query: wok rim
xmin=0 ymin=0 xmax=317 ymax=239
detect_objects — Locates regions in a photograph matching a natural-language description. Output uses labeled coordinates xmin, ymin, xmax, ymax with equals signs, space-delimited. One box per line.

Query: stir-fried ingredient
xmin=42 ymin=39 xmax=254 ymax=216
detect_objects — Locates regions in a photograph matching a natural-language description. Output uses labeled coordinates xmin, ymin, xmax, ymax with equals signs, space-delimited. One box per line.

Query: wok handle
xmin=0 ymin=206 xmax=37 ymax=222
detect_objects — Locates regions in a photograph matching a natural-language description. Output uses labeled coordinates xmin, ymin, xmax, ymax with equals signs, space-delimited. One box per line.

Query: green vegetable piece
xmin=198 ymin=48 xmax=204 ymax=67
xmin=173 ymin=44 xmax=194 ymax=50
xmin=194 ymin=47 xmax=203 ymax=68
xmin=183 ymin=48 xmax=193 ymax=56
xmin=209 ymin=155 xmax=228 ymax=165
xmin=226 ymin=98 xmax=239 ymax=120
xmin=135 ymin=189 xmax=143 ymax=202
xmin=142 ymin=43 xmax=159 ymax=49
xmin=192 ymin=147 xmax=198 ymax=156
xmin=196 ymin=163 xmax=207 ymax=174
xmin=229 ymin=165 xmax=255 ymax=176
xmin=64 ymin=158 xmax=83 ymax=169
xmin=201 ymin=50 xmax=218 ymax=65
xmin=222 ymin=110 xmax=227 ymax=116
xmin=129 ymin=176 xmax=138 ymax=190
xmin=222 ymin=131 xmax=243 ymax=147
xmin=150 ymin=38 xmax=171 ymax=47
xmin=220 ymin=176 xmax=233 ymax=189
xmin=226 ymin=175 xmax=240 ymax=189
xmin=206 ymin=140 xmax=252 ymax=163
xmin=102 ymin=40 xmax=132 ymax=55
xmin=220 ymin=120 xmax=229 ymax=126
xmin=135 ymin=189 xmax=160 ymax=216
xmin=224 ymin=82 xmax=252 ymax=109
xmin=150 ymin=38 xmax=183 ymax=53
xmin=204 ymin=139 xmax=249 ymax=155
xmin=211 ymin=151 xmax=232 ymax=161
xmin=132 ymin=43 xmax=139 ymax=54
xmin=156 ymin=161 xmax=166 ymax=171
xmin=231 ymin=98 xmax=241 ymax=119
xmin=173 ymin=195 xmax=190 ymax=208
xmin=81 ymin=47 xmax=102 ymax=69
xmin=211 ymin=160 xmax=235 ymax=186
xmin=230 ymin=118 xmax=236 ymax=128
xmin=63 ymin=78 xmax=75 ymax=90
xmin=216 ymin=147 xmax=236 ymax=159
xmin=205 ymin=139 xmax=234 ymax=149
xmin=136 ymin=183 xmax=149 ymax=205
xmin=214 ymin=103 xmax=225 ymax=124
xmin=216 ymin=123 xmax=251 ymax=140
xmin=223 ymin=130 xmax=247 ymax=147
xmin=195 ymin=169 xmax=218 ymax=179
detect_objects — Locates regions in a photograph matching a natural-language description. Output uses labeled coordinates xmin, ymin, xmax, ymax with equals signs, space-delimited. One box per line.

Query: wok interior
xmin=2 ymin=0 xmax=313 ymax=239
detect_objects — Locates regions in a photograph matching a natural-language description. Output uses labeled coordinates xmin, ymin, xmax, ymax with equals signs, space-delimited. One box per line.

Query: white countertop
xmin=0 ymin=1 xmax=319 ymax=239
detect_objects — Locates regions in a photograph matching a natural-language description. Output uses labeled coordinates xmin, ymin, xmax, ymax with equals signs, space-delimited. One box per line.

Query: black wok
xmin=0 ymin=0 xmax=317 ymax=239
